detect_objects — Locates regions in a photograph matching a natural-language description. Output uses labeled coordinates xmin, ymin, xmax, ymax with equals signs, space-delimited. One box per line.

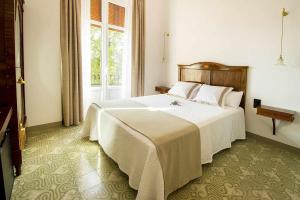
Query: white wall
xmin=24 ymin=0 xmax=62 ymax=127
xmin=166 ymin=0 xmax=300 ymax=148
xmin=144 ymin=0 xmax=169 ymax=95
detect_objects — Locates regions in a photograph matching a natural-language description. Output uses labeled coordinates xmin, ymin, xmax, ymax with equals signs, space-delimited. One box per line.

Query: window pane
xmin=91 ymin=25 xmax=102 ymax=86
xmin=109 ymin=3 xmax=125 ymax=27
xmin=108 ymin=29 xmax=125 ymax=86
xmin=91 ymin=0 xmax=102 ymax=22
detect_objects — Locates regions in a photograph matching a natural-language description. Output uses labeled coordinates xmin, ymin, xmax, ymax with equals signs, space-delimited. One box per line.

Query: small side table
xmin=155 ymin=86 xmax=170 ymax=94
xmin=256 ymin=105 xmax=295 ymax=135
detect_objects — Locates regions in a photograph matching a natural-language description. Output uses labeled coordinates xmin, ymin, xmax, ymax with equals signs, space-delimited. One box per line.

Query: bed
xmin=82 ymin=62 xmax=248 ymax=200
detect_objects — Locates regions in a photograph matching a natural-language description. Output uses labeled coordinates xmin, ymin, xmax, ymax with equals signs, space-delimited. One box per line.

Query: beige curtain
xmin=60 ymin=0 xmax=83 ymax=126
xmin=131 ymin=0 xmax=145 ymax=97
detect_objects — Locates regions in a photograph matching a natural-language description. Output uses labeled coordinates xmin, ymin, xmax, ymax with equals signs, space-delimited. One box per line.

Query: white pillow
xmin=224 ymin=91 xmax=244 ymax=108
xmin=221 ymin=88 xmax=234 ymax=107
xmin=187 ymin=84 xmax=202 ymax=99
xmin=168 ymin=82 xmax=198 ymax=98
xmin=193 ymin=85 xmax=233 ymax=106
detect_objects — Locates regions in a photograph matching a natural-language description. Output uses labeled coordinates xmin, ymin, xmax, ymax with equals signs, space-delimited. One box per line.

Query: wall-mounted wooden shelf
xmin=257 ymin=105 xmax=296 ymax=135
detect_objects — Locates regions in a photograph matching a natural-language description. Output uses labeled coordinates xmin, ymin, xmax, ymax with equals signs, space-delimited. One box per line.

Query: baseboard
xmin=246 ymin=132 xmax=300 ymax=154
xmin=27 ymin=122 xmax=62 ymax=132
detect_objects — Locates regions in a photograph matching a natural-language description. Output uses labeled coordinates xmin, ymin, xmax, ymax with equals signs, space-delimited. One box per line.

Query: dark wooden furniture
xmin=178 ymin=62 xmax=248 ymax=108
xmin=0 ymin=0 xmax=26 ymax=175
xmin=155 ymin=86 xmax=170 ymax=94
xmin=257 ymin=105 xmax=295 ymax=135
xmin=0 ymin=107 xmax=15 ymax=200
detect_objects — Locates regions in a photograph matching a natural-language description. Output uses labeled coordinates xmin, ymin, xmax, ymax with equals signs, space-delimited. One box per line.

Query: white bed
xmin=82 ymin=94 xmax=246 ymax=200
xmin=83 ymin=62 xmax=248 ymax=200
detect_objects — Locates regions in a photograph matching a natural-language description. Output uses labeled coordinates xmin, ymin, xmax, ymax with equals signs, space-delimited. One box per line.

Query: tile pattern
xmin=11 ymin=126 xmax=300 ymax=200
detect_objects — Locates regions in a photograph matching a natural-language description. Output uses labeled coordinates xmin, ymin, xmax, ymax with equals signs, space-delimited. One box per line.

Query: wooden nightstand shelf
xmin=257 ymin=105 xmax=296 ymax=135
xmin=155 ymin=86 xmax=170 ymax=94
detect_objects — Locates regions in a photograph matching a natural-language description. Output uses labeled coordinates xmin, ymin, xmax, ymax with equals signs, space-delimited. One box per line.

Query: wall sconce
xmin=276 ymin=8 xmax=289 ymax=66
xmin=163 ymin=32 xmax=170 ymax=63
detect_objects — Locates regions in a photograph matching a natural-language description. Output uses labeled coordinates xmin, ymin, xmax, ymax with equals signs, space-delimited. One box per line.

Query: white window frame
xmin=88 ymin=0 xmax=131 ymax=100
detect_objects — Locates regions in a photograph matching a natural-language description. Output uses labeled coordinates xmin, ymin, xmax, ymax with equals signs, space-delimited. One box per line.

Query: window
xmin=109 ymin=3 xmax=125 ymax=27
xmin=108 ymin=28 xmax=124 ymax=85
xmin=91 ymin=0 xmax=102 ymax=22
xmin=90 ymin=0 xmax=128 ymax=88
xmin=90 ymin=24 xmax=102 ymax=85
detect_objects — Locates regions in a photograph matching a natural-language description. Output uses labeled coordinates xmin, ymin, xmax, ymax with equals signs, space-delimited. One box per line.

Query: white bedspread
xmin=82 ymin=94 xmax=246 ymax=200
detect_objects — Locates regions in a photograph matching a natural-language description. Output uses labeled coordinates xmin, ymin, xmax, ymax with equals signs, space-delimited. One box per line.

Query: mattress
xmin=82 ymin=94 xmax=246 ymax=199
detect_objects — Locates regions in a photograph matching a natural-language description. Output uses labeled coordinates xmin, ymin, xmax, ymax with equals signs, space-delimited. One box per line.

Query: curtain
xmin=131 ymin=0 xmax=145 ymax=97
xmin=60 ymin=0 xmax=83 ymax=126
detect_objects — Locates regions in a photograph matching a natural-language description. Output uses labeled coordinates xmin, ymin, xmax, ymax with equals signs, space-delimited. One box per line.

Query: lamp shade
xmin=276 ymin=55 xmax=285 ymax=66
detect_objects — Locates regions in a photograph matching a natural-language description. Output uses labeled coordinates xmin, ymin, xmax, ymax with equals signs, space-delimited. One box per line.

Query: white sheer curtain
xmin=81 ymin=0 xmax=92 ymax=118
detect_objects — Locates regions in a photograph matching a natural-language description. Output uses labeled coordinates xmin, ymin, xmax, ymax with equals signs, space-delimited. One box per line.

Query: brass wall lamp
xmin=276 ymin=8 xmax=289 ymax=65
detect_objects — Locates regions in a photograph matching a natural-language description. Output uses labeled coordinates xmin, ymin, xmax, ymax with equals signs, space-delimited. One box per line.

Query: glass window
xmin=108 ymin=3 xmax=125 ymax=27
xmin=90 ymin=24 xmax=102 ymax=86
xmin=91 ymin=0 xmax=102 ymax=22
xmin=108 ymin=28 xmax=125 ymax=86
xmin=89 ymin=0 xmax=128 ymax=91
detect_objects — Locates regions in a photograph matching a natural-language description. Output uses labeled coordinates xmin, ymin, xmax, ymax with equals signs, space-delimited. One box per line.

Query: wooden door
xmin=0 ymin=0 xmax=23 ymax=176
xmin=15 ymin=0 xmax=26 ymax=128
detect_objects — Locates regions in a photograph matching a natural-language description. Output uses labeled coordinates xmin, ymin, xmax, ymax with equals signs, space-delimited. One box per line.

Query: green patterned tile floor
xmin=11 ymin=126 xmax=300 ymax=200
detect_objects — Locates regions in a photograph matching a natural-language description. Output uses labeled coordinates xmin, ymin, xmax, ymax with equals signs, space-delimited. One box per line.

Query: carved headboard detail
xmin=178 ymin=62 xmax=248 ymax=108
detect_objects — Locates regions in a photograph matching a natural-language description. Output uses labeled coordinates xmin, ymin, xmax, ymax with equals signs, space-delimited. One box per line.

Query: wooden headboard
xmin=178 ymin=62 xmax=248 ymax=108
